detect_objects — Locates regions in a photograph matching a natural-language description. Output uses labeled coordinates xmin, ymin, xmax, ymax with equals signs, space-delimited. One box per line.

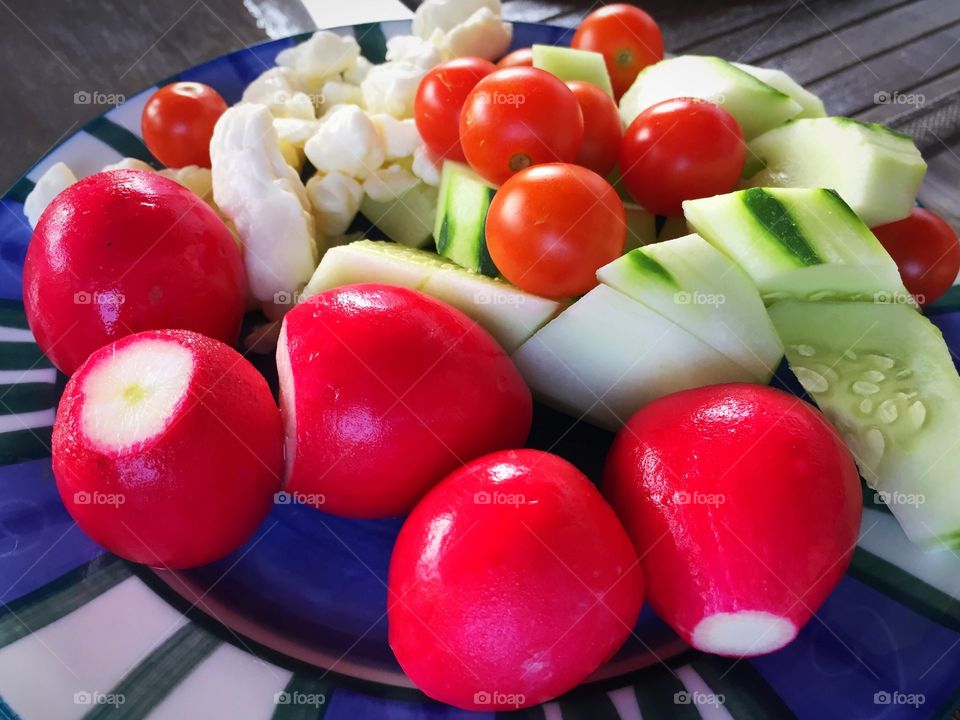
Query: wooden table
xmin=1 ymin=0 xmax=958 ymax=225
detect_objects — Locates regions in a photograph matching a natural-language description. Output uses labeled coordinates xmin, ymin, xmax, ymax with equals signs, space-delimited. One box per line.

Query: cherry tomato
xmin=142 ymin=82 xmax=227 ymax=168
xmin=497 ymin=47 xmax=534 ymax=68
xmin=485 ymin=163 xmax=626 ymax=298
xmin=389 ymin=449 xmax=644 ymax=710
xmin=872 ymin=207 xmax=960 ymax=306
xmin=414 ymin=57 xmax=497 ymax=162
xmin=460 ymin=67 xmax=584 ymax=185
xmin=572 ymin=4 xmax=664 ymax=99
xmin=619 ymin=98 xmax=745 ymax=216
xmin=567 ymin=80 xmax=622 ymax=176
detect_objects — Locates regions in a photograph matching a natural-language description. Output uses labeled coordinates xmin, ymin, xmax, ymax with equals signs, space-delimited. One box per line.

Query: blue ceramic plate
xmin=2 ymin=19 xmax=960 ymax=720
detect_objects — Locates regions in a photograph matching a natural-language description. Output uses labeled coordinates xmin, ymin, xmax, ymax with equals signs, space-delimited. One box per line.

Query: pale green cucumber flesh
xmin=360 ymin=181 xmax=438 ymax=248
xmin=532 ymin=44 xmax=614 ymax=96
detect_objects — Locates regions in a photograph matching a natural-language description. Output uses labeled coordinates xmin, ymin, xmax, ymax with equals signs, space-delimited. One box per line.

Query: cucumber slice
xmin=769 ymin=300 xmax=960 ymax=548
xmin=433 ymin=161 xmax=498 ymax=276
xmin=625 ymin=203 xmax=657 ymax=250
xmin=304 ymin=239 xmax=453 ymax=296
xmin=619 ymin=56 xmax=802 ymax=139
xmin=733 ymin=63 xmax=826 ymax=119
xmin=597 ymin=234 xmax=783 ymax=382
xmin=360 ymin=180 xmax=438 ymax=248
xmin=303 ymin=239 xmax=559 ymax=351
xmin=683 ymin=187 xmax=911 ymax=304
xmin=421 ymin=270 xmax=563 ymax=352
xmin=532 ymin=44 xmax=614 ymax=96
xmin=745 ymin=117 xmax=926 ymax=226
xmin=511 ymin=284 xmax=755 ymax=430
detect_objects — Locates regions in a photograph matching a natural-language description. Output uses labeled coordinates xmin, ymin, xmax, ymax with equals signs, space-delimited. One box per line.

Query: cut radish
xmin=52 ymin=329 xmax=283 ymax=569
xmin=691 ymin=611 xmax=797 ymax=656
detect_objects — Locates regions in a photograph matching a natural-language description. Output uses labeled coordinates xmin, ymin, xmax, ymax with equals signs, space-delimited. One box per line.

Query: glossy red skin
xmin=53 ymin=330 xmax=283 ymax=569
xmin=871 ymin=207 xmax=960 ymax=306
xmin=485 ymin=163 xmax=626 ymax=298
xmin=141 ymin=82 xmax=227 ymax=168
xmin=459 ymin=67 xmax=584 ymax=185
xmin=619 ymin=98 xmax=745 ymax=216
xmin=23 ymin=169 xmax=246 ymax=376
xmin=415 ymin=57 xmax=497 ymax=162
xmin=497 ymin=47 xmax=534 ymax=68
xmin=568 ymin=80 xmax=622 ymax=176
xmin=571 ymin=4 xmax=664 ymax=100
xmin=280 ymin=284 xmax=532 ymax=518
xmin=603 ymin=384 xmax=861 ymax=655
xmin=389 ymin=449 xmax=644 ymax=710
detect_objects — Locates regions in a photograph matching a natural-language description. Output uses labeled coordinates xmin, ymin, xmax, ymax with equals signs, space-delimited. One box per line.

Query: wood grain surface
xmin=1 ymin=0 xmax=957 ymax=225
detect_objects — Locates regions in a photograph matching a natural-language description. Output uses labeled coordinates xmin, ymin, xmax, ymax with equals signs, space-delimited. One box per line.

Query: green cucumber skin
xmin=627 ymin=248 xmax=679 ymax=288
xmin=435 ymin=163 xmax=499 ymax=277
xmin=741 ymin=188 xmax=822 ymax=266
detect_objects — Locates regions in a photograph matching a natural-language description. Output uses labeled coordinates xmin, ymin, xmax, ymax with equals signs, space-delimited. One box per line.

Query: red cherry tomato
xmin=871 ymin=207 xmax=960 ymax=306
xmin=414 ymin=57 xmax=497 ymax=162
xmin=142 ymin=82 xmax=227 ymax=168
xmin=23 ymin=170 xmax=246 ymax=376
xmin=279 ymin=284 xmax=532 ymax=518
xmin=485 ymin=163 xmax=626 ymax=298
xmin=567 ymin=80 xmax=622 ymax=176
xmin=619 ymin=98 xmax=745 ymax=216
xmin=389 ymin=449 xmax=644 ymax=710
xmin=497 ymin=47 xmax=534 ymax=68
xmin=53 ymin=330 xmax=282 ymax=569
xmin=460 ymin=67 xmax=584 ymax=185
xmin=572 ymin=4 xmax=664 ymax=99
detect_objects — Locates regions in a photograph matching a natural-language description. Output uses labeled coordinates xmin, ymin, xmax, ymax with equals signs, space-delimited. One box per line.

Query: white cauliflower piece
xmin=24 ymin=162 xmax=76 ymax=228
xmin=304 ymin=105 xmax=385 ymax=179
xmin=386 ymin=35 xmax=444 ymax=69
xmin=275 ymin=31 xmax=360 ymax=92
xmin=413 ymin=0 xmax=502 ymax=37
xmin=370 ymin=115 xmax=421 ymax=160
xmin=412 ymin=144 xmax=443 ymax=186
xmin=102 ymin=157 xmax=154 ymax=173
xmin=273 ymin=118 xmax=321 ymax=148
xmin=442 ymin=7 xmax=512 ymax=61
xmin=305 ymin=172 xmax=363 ymax=237
xmin=211 ymin=104 xmax=318 ymax=303
xmin=158 ymin=165 xmax=213 ymax=201
xmin=319 ymin=80 xmax=363 ymax=110
xmin=362 ymin=62 xmax=430 ymax=119
xmin=342 ymin=56 xmax=372 ymax=85
xmin=363 ymin=164 xmax=419 ymax=203
xmin=242 ymin=67 xmax=316 ymax=119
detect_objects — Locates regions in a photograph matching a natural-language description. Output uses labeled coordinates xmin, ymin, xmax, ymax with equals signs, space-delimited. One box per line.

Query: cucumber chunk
xmin=511 ymin=284 xmax=756 ymax=430
xmin=433 ymin=161 xmax=498 ymax=276
xmin=619 ymin=56 xmax=802 ymax=139
xmin=360 ymin=181 xmax=438 ymax=248
xmin=733 ymin=63 xmax=826 ymax=119
xmin=532 ymin=44 xmax=614 ymax=96
xmin=769 ymin=300 xmax=960 ymax=548
xmin=745 ymin=117 xmax=926 ymax=226
xmin=597 ymin=233 xmax=783 ymax=382
xmin=303 ymin=239 xmax=559 ymax=351
xmin=683 ymin=187 xmax=911 ymax=305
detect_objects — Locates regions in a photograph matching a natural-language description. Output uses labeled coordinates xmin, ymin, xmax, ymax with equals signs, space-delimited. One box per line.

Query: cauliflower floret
xmin=363 ymin=164 xmax=419 ymax=203
xmin=411 ymin=144 xmax=443 ymax=186
xmin=362 ymin=62 xmax=430 ymax=119
xmin=275 ymin=31 xmax=360 ymax=92
xmin=370 ymin=115 xmax=421 ymax=160
xmin=319 ymin=80 xmax=363 ymax=110
xmin=273 ymin=117 xmax=321 ymax=148
xmin=442 ymin=7 xmax=512 ymax=60
xmin=413 ymin=0 xmax=502 ymax=37
xmin=385 ymin=35 xmax=444 ymax=69
xmin=211 ymin=104 xmax=318 ymax=303
xmin=305 ymin=172 xmax=363 ymax=236
xmin=342 ymin=55 xmax=372 ymax=85
xmin=24 ymin=162 xmax=76 ymax=228
xmin=304 ymin=105 xmax=385 ymax=179
xmin=102 ymin=157 xmax=154 ymax=173
xmin=242 ymin=67 xmax=316 ymax=119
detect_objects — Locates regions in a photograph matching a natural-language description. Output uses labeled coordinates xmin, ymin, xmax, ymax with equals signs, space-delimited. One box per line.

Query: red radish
xmin=389 ymin=449 xmax=643 ymax=710
xmin=278 ymin=284 xmax=532 ymax=518
xmin=24 ymin=169 xmax=246 ymax=375
xmin=603 ymin=384 xmax=861 ymax=657
xmin=52 ymin=329 xmax=282 ymax=569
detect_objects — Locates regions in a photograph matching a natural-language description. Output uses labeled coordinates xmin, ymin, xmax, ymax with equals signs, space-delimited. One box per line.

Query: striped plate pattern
xmin=3 ymin=20 xmax=960 ymax=720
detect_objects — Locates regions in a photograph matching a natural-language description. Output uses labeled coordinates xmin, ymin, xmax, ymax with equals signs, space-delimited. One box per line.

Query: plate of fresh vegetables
xmin=3 ymin=1 xmax=960 ymax=718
